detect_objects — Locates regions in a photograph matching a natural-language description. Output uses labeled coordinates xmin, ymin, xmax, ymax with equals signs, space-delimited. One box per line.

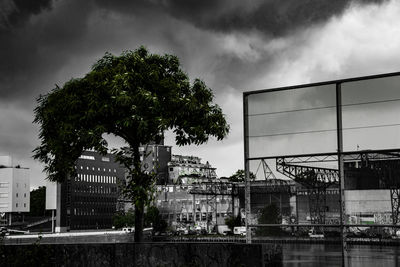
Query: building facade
xmin=48 ymin=151 xmax=125 ymax=232
xmin=168 ymin=155 xmax=217 ymax=184
xmin=154 ymin=155 xmax=233 ymax=230
xmin=140 ymin=144 xmax=171 ymax=185
xmin=0 ymin=156 xmax=30 ymax=225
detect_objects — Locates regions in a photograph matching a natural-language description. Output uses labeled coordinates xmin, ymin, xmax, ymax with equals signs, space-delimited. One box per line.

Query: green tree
xmin=33 ymin=46 xmax=229 ymax=242
xmin=225 ymin=214 xmax=242 ymax=232
xmin=29 ymin=186 xmax=48 ymax=216
xmin=112 ymin=210 xmax=135 ymax=229
xmin=144 ymin=206 xmax=167 ymax=233
xmin=228 ymin=169 xmax=256 ymax=182
xmin=256 ymin=203 xmax=282 ymax=236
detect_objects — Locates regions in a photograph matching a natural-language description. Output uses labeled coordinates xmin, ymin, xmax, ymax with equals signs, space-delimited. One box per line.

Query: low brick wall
xmin=0 ymin=242 xmax=282 ymax=266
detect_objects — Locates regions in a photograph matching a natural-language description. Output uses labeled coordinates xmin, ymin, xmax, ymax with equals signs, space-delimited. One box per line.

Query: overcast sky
xmin=1 ymin=0 xmax=400 ymax=189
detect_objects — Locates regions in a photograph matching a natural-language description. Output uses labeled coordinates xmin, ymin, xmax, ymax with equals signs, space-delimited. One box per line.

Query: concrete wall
xmin=12 ymin=167 xmax=30 ymax=212
xmin=0 ymin=242 xmax=282 ymax=267
xmin=345 ymin=189 xmax=391 ymax=214
xmin=45 ymin=180 xmax=57 ymax=210
xmin=0 ymin=164 xmax=29 ymax=213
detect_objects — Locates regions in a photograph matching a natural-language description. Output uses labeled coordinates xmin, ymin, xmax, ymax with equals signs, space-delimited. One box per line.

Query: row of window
xmin=1 ymin=202 xmax=29 ymax=208
xmin=16 ymin=183 xmax=28 ymax=188
xmin=73 ymin=207 xmax=115 ymax=216
xmin=77 ymin=166 xmax=117 ymax=172
xmin=297 ymin=190 xmax=340 ymax=195
xmin=74 ymin=173 xmax=117 ymax=184
xmin=79 ymin=155 xmax=111 ymax=162
xmin=72 ymin=185 xmax=117 ymax=194
xmin=0 ymin=193 xmax=27 ymax=199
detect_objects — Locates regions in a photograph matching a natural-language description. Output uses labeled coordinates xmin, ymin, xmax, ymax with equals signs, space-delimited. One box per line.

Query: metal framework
xmin=188 ymin=182 xmax=239 ymax=196
xmin=255 ymin=159 xmax=277 ymax=180
xmin=188 ymin=181 xmax=239 ymax=228
xmin=243 ymin=71 xmax=400 ymax=267
xmin=354 ymin=152 xmax=400 ymax=226
xmin=247 ymin=179 xmax=293 ymax=194
xmin=275 ymin=157 xmax=338 ymax=224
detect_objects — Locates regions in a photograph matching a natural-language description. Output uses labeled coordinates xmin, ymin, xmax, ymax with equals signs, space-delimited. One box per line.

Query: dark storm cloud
xmin=0 ymin=0 xmax=94 ymax=100
xmin=94 ymin=0 xmax=387 ymax=37
xmin=0 ymin=0 xmax=389 ymax=100
xmin=0 ymin=0 xmax=53 ymax=30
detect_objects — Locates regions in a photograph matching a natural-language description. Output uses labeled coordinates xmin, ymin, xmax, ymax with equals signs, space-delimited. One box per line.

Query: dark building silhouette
xmin=140 ymin=144 xmax=172 ymax=185
xmin=56 ymin=151 xmax=125 ymax=231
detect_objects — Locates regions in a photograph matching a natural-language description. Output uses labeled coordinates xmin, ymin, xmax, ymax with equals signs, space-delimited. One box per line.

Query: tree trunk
xmin=132 ymin=143 xmax=144 ymax=242
xmin=134 ymin=201 xmax=144 ymax=242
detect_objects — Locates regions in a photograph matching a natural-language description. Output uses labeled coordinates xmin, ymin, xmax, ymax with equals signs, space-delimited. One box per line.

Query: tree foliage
xmin=228 ymin=169 xmax=256 ymax=182
xmin=29 ymin=186 xmax=48 ymax=217
xmin=256 ymin=203 xmax=282 ymax=236
xmin=144 ymin=206 xmax=167 ymax=233
xmin=112 ymin=210 xmax=135 ymax=229
xmin=33 ymin=46 xmax=229 ymax=241
xmin=225 ymin=214 xmax=242 ymax=231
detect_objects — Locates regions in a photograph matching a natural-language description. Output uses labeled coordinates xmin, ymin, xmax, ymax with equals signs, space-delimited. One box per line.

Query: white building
xmin=0 ymin=156 xmax=30 ymax=225
xmin=168 ymin=155 xmax=217 ymax=184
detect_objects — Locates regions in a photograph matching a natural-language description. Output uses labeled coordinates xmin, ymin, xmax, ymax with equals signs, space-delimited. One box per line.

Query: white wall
xmin=45 ymin=181 xmax=57 ymax=210
xmin=12 ymin=168 xmax=30 ymax=212
xmin=0 ymin=166 xmax=29 ymax=213
xmin=0 ymin=155 xmax=12 ymax=166
xmin=345 ymin=189 xmax=391 ymax=214
xmin=0 ymin=168 xmax=13 ymax=212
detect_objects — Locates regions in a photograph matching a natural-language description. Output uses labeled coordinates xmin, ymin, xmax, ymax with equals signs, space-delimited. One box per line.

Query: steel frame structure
xmin=188 ymin=181 xmax=239 ymax=227
xmin=243 ymin=71 xmax=400 ymax=266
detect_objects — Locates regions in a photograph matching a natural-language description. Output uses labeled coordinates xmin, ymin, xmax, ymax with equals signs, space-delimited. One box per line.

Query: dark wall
xmin=141 ymin=145 xmax=171 ymax=185
xmin=0 ymin=242 xmax=282 ymax=267
xmin=59 ymin=151 xmax=126 ymax=231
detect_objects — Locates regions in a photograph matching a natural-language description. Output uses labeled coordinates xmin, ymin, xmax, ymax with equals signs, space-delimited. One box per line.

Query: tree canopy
xmin=256 ymin=203 xmax=282 ymax=236
xmin=33 ymin=46 xmax=229 ymax=241
xmin=29 ymin=186 xmax=48 ymax=217
xmin=228 ymin=169 xmax=256 ymax=182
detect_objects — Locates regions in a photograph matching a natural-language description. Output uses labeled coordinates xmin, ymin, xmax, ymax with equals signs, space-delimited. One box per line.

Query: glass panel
xmin=247 ymin=84 xmax=337 ymax=158
xmin=342 ymin=75 xmax=400 ymax=152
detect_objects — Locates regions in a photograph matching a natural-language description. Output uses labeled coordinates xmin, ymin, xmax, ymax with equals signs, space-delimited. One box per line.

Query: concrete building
xmin=168 ymin=155 xmax=216 ymax=184
xmin=154 ymin=155 xmax=231 ymax=230
xmin=0 ymin=156 xmax=30 ymax=225
xmin=155 ymin=183 xmax=237 ymax=230
xmin=46 ymin=151 xmax=125 ymax=232
xmin=140 ymin=144 xmax=171 ymax=185
xmin=345 ymin=189 xmax=392 ymax=224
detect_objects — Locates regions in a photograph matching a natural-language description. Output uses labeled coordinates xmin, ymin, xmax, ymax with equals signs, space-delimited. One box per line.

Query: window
xmin=16 ymin=203 xmax=18 ymax=207
xmin=16 ymin=193 xmax=18 ymax=198
xmin=24 ymin=203 xmax=26 ymax=208
xmin=16 ymin=183 xmax=19 ymax=188
xmin=0 ymin=193 xmax=8 ymax=198
xmin=114 ymin=169 xmax=116 ymax=173
xmin=0 ymin=183 xmax=8 ymax=188
xmin=0 ymin=203 xmax=8 ymax=208
xmin=169 ymin=168 xmax=173 ymax=171
xmin=24 ymin=193 xmax=26 ymax=198
xmin=101 ymin=157 xmax=110 ymax=162
xmin=79 ymin=155 xmax=95 ymax=160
